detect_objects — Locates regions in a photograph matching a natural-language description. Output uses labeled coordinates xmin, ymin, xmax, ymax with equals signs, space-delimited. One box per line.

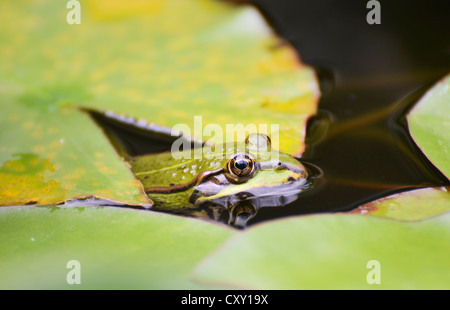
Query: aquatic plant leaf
xmin=193 ymin=213 xmax=450 ymax=289
xmin=407 ymin=74 xmax=450 ymax=179
xmin=351 ymin=187 xmax=450 ymax=221
xmin=0 ymin=95 xmax=149 ymax=206
xmin=0 ymin=0 xmax=318 ymax=206
xmin=0 ymin=206 xmax=235 ymax=289
xmin=82 ymin=0 xmax=319 ymax=155
xmin=0 ymin=0 xmax=318 ymax=153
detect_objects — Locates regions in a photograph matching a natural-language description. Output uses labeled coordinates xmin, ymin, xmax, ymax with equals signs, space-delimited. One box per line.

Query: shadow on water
xmin=90 ymin=0 xmax=450 ymax=227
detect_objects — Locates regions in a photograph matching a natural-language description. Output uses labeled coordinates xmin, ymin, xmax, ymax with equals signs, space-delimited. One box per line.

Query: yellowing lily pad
xmin=351 ymin=187 xmax=450 ymax=221
xmin=0 ymin=94 xmax=149 ymax=206
xmin=0 ymin=0 xmax=319 ymax=206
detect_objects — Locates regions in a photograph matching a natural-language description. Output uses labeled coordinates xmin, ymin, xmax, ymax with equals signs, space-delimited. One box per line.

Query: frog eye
xmin=225 ymin=154 xmax=256 ymax=183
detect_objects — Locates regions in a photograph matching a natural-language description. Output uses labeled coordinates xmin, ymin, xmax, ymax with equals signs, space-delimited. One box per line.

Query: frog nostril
xmin=275 ymin=162 xmax=287 ymax=170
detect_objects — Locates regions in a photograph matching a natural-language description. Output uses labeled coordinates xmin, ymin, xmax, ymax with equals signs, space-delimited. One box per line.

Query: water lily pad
xmin=0 ymin=0 xmax=318 ymax=206
xmin=407 ymin=74 xmax=450 ymax=179
xmin=351 ymin=186 xmax=450 ymax=221
xmin=0 ymin=206 xmax=235 ymax=289
xmin=193 ymin=213 xmax=450 ymax=289
xmin=0 ymin=96 xmax=149 ymax=206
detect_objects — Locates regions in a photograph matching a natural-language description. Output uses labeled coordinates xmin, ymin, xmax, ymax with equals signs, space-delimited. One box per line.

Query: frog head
xmin=131 ymin=133 xmax=311 ymax=227
xmin=189 ymin=134 xmax=309 ymax=226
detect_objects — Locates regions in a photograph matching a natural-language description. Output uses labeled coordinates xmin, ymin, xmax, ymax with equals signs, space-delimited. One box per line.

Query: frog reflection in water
xmin=129 ymin=134 xmax=310 ymax=227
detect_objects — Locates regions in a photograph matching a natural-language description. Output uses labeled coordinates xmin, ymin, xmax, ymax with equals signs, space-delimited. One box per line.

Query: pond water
xmin=92 ymin=0 xmax=450 ymax=227
xmin=247 ymin=0 xmax=450 ymax=225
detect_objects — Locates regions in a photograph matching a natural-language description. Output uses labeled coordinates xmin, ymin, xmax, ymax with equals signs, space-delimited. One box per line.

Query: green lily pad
xmin=0 ymin=206 xmax=235 ymax=289
xmin=0 ymin=0 xmax=318 ymax=206
xmin=193 ymin=213 xmax=450 ymax=289
xmin=407 ymin=74 xmax=450 ymax=179
xmin=351 ymin=186 xmax=450 ymax=221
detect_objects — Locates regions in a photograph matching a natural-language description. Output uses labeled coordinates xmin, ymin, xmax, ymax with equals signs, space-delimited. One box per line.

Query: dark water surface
xmin=247 ymin=0 xmax=450 ymax=224
xmin=92 ymin=0 xmax=450 ymax=226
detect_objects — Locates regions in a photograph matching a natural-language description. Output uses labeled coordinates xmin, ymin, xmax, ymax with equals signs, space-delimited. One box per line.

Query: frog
xmin=128 ymin=133 xmax=311 ymax=227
